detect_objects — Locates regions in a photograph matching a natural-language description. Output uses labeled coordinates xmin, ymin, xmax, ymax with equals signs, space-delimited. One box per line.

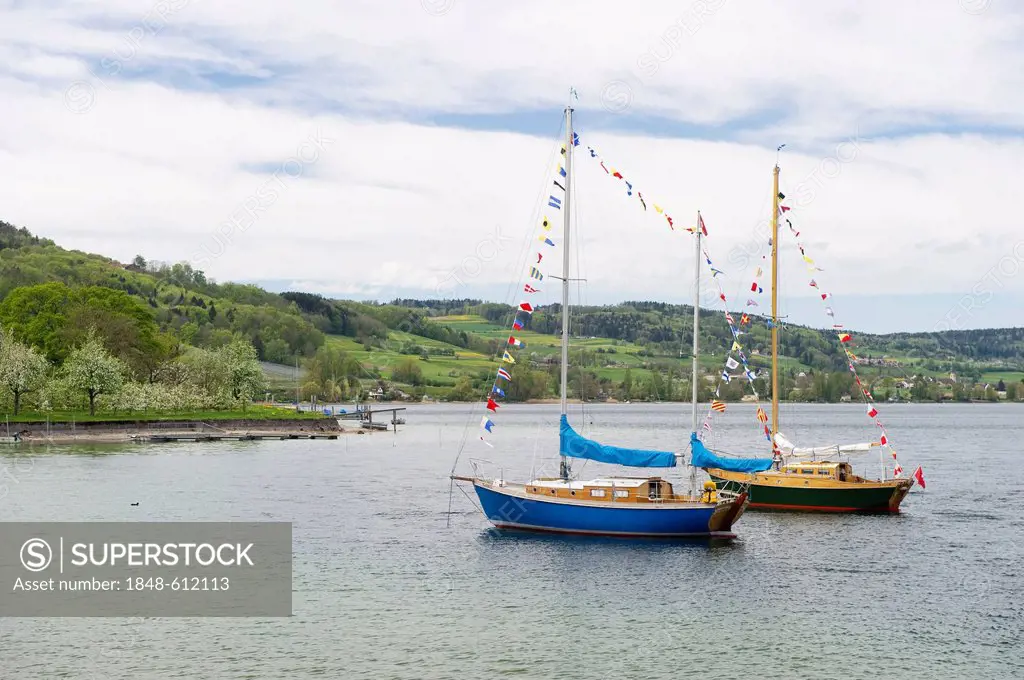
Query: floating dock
xmin=134 ymin=433 xmax=339 ymax=443
xmin=338 ymin=406 xmax=406 ymax=432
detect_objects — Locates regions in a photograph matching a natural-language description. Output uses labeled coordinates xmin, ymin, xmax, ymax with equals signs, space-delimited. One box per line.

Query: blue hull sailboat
xmin=451 ymin=102 xmax=748 ymax=539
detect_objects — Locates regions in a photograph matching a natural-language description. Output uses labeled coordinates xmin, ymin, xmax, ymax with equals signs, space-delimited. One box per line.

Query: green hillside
xmin=2 ymin=219 xmax=1023 ymax=407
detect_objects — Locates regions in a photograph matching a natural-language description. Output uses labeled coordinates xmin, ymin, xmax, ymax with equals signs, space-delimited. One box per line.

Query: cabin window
xmin=613 ymin=489 xmax=629 ymax=499
xmin=590 ymin=489 xmax=606 ymax=497
xmin=818 ymin=469 xmax=830 ymax=475
xmin=800 ymin=469 xmax=812 ymax=475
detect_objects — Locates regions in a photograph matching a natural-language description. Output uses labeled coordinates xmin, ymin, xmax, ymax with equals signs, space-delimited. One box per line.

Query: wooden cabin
xmin=523 ymin=477 xmax=714 ymax=504
xmin=779 ymin=461 xmax=866 ymax=483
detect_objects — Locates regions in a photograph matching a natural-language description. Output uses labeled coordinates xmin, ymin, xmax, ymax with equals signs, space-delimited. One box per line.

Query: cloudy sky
xmin=1 ymin=0 xmax=1022 ymax=333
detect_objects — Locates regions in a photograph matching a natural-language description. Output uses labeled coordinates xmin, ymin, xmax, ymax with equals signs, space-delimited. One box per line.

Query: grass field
xmin=323 ymin=314 xmax=790 ymax=394
xmin=981 ymin=370 xmax=1024 ymax=384
xmin=299 ymin=315 xmax=1024 ymax=400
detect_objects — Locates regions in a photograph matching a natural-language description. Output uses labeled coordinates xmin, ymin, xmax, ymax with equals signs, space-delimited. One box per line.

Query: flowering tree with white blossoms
xmin=64 ymin=331 xmax=125 ymax=416
xmin=0 ymin=327 xmax=49 ymax=415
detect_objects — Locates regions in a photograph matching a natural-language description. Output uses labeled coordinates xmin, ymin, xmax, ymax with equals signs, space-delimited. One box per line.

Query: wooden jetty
xmin=134 ymin=433 xmax=339 ymax=443
xmin=338 ymin=406 xmax=406 ymax=432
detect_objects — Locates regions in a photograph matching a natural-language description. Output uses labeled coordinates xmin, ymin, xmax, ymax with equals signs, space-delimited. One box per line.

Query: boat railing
xmin=468 ymin=458 xmax=502 ymax=482
xmin=714 ymin=481 xmax=751 ymax=506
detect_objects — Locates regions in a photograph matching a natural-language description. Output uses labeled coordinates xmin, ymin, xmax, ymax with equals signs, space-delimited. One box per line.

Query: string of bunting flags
xmin=478 ymin=135 xmax=579 ymax=447
xmin=580 ymin=145 xmax=774 ymax=444
xmin=508 ymin=137 xmax=912 ymax=481
xmin=776 ymin=195 xmax=907 ymax=477
xmin=696 ymin=231 xmax=774 ymax=446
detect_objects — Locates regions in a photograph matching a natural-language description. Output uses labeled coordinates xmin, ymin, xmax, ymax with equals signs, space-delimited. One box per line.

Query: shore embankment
xmin=7 ymin=417 xmax=348 ymax=444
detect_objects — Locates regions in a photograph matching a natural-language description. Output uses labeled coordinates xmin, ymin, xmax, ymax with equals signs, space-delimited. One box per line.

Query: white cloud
xmin=0 ymin=0 xmax=1022 ymax=332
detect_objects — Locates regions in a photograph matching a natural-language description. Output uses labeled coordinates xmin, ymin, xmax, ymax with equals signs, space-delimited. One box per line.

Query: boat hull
xmin=472 ymin=481 xmax=745 ymax=538
xmin=707 ymin=469 xmax=911 ymax=513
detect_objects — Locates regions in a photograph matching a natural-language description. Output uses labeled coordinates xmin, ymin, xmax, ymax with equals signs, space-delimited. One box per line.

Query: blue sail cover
xmin=689 ymin=432 xmax=774 ymax=473
xmin=559 ymin=415 xmax=677 ymax=468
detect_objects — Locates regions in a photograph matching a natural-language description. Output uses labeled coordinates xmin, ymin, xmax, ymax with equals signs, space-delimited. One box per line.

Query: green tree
xmin=64 ymin=331 xmax=125 ymax=415
xmin=0 ymin=328 xmax=49 ymax=414
xmin=303 ymin=346 xmax=362 ymax=400
xmin=910 ymin=377 xmax=929 ymax=402
xmin=0 ymin=282 xmax=160 ymax=375
xmin=391 ymin=358 xmax=423 ymax=386
xmin=447 ymin=376 xmax=476 ymax=401
xmin=219 ymin=339 xmax=266 ymax=404
xmin=507 ymin=366 xmax=548 ymax=401
xmin=621 ymin=368 xmax=633 ymax=399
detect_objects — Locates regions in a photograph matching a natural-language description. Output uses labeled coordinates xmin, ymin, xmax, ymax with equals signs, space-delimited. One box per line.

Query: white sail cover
xmin=774 ymin=432 xmax=877 ymax=458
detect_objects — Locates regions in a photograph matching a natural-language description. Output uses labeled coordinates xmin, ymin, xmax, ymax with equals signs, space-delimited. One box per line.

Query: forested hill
xmin=392 ymin=298 xmax=1024 ymax=367
xmin=1 ymin=220 xmax=1022 ymax=394
xmin=0 ymin=221 xmax=493 ymax=371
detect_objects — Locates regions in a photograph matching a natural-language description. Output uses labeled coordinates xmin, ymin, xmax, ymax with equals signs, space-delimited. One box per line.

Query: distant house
xmin=840 ymin=395 xmax=852 ymax=403
xmin=369 ymin=387 xmax=385 ymax=401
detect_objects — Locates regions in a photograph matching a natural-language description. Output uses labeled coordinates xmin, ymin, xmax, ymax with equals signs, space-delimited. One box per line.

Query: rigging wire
xmin=451 ymin=119 xmax=565 ymax=473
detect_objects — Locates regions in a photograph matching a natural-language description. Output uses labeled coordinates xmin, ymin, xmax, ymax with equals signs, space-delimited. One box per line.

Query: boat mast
xmin=559 ymin=103 xmax=574 ymax=480
xmin=691 ymin=212 xmax=701 ymax=435
xmin=690 ymin=211 xmax=701 ymax=497
xmin=770 ymin=164 xmax=781 ymax=438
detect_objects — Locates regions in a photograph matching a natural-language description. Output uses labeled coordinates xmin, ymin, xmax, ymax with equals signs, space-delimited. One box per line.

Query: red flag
xmin=839 ymin=333 xmax=851 ymax=343
xmin=913 ymin=466 xmax=926 ymax=489
xmin=486 ymin=398 xmax=500 ymax=412
xmin=523 ymin=284 xmax=539 ymax=293
xmin=780 ymin=205 xmax=791 ymax=212
xmin=666 ymin=215 xmax=674 ymax=229
xmin=698 ymin=213 xmax=708 ymax=236
xmin=867 ymin=406 xmax=878 ymax=418
xmin=519 ymin=302 xmax=534 ymax=313
xmin=612 ymin=171 xmax=623 ymax=179
xmin=536 ymin=253 xmax=543 ymax=263
xmin=879 ymin=434 xmax=888 ymax=446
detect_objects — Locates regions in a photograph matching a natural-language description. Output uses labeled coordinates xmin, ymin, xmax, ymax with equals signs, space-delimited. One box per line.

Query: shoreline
xmin=2 ymin=417 xmax=362 ymax=446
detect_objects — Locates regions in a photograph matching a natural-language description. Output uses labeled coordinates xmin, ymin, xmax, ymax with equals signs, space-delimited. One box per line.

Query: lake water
xmin=0 ymin=403 xmax=1021 ymax=679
